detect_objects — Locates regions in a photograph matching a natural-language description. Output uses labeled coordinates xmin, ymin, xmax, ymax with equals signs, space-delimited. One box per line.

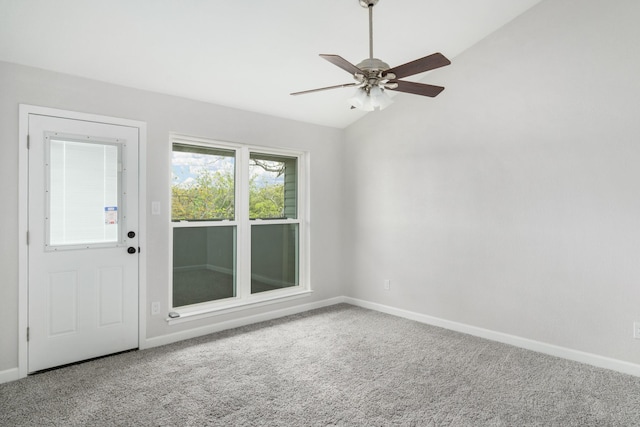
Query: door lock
xmin=127 ymin=231 xmax=136 ymax=238
xmin=127 ymin=247 xmax=137 ymax=254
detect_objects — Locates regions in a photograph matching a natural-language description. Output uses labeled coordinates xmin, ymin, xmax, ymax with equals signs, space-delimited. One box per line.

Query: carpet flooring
xmin=2 ymin=304 xmax=640 ymax=426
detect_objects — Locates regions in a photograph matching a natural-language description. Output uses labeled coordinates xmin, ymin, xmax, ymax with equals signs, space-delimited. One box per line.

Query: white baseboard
xmin=5 ymin=295 xmax=637 ymax=385
xmin=344 ymin=297 xmax=640 ymax=378
xmin=142 ymin=296 xmax=346 ymax=349
xmin=0 ymin=368 xmax=20 ymax=385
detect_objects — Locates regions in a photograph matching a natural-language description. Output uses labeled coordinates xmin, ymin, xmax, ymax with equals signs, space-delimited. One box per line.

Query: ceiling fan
xmin=291 ymin=0 xmax=451 ymax=111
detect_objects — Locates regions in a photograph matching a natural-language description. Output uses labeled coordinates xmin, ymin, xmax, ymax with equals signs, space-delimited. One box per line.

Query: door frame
xmin=18 ymin=104 xmax=147 ymax=379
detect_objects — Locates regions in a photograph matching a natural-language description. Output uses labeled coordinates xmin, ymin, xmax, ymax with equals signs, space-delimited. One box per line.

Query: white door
xmin=28 ymin=114 xmax=139 ymax=373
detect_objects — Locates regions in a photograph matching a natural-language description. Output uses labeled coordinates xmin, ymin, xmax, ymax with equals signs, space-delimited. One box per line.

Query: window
xmin=170 ymin=135 xmax=308 ymax=317
xmin=249 ymin=153 xmax=299 ymax=294
xmin=172 ymin=144 xmax=235 ymax=221
xmin=47 ymin=137 xmax=122 ymax=248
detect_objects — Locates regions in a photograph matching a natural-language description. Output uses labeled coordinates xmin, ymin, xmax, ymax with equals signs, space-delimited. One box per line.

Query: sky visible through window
xmin=171 ymin=149 xmax=288 ymax=220
xmin=171 ymin=151 xmax=284 ymax=188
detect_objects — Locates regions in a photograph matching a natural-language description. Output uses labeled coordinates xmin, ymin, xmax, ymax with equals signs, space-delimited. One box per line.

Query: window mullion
xmin=235 ymin=146 xmax=250 ymax=300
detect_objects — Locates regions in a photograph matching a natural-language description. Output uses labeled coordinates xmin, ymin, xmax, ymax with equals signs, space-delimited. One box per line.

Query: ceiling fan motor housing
xmin=356 ymin=58 xmax=389 ymax=73
xmin=355 ymin=58 xmax=395 ymax=87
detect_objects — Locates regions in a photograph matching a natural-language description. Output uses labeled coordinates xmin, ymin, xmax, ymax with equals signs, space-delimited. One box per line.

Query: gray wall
xmin=0 ymin=61 xmax=345 ymax=371
xmin=344 ymin=0 xmax=640 ymax=365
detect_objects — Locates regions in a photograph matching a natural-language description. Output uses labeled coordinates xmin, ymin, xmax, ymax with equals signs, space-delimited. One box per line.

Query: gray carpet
xmin=2 ymin=304 xmax=640 ymax=426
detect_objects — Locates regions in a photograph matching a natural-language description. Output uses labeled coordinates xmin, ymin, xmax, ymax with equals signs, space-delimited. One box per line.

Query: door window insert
xmin=45 ymin=133 xmax=124 ymax=249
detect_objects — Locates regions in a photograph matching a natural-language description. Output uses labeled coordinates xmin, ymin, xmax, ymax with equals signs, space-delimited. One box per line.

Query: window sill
xmin=166 ymin=289 xmax=313 ymax=326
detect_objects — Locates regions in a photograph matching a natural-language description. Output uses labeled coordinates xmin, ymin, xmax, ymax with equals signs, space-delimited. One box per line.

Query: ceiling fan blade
xmin=384 ymin=52 xmax=451 ymax=80
xmin=291 ymin=82 xmax=359 ymax=96
xmin=320 ymin=54 xmax=363 ymax=76
xmin=386 ymin=80 xmax=445 ymax=97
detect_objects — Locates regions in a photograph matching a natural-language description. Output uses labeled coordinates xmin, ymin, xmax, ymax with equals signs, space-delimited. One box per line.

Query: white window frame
xmin=168 ymin=134 xmax=311 ymax=324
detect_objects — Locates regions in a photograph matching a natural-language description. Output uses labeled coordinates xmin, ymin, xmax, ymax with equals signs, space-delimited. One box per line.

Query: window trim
xmin=168 ymin=134 xmax=310 ymax=321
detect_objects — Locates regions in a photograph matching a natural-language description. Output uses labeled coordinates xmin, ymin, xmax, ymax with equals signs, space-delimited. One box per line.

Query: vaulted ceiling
xmin=0 ymin=0 xmax=542 ymax=128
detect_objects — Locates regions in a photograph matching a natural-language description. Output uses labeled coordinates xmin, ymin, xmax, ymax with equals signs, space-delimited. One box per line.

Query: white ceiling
xmin=0 ymin=0 xmax=542 ymax=128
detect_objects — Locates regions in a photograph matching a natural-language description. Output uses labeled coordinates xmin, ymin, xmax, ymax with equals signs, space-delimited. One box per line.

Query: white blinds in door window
xmin=47 ymin=137 xmax=122 ymax=248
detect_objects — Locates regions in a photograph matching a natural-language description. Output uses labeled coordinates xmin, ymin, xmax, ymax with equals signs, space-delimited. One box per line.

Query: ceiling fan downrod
xmin=356 ymin=0 xmax=390 ymax=77
xmin=366 ymin=1 xmax=375 ymax=59
xmin=359 ymin=0 xmax=378 ymax=60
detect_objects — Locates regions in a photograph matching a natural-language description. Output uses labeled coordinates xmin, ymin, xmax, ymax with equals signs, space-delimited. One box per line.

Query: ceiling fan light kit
xmin=291 ymin=0 xmax=451 ymax=112
xmin=348 ymin=86 xmax=393 ymax=111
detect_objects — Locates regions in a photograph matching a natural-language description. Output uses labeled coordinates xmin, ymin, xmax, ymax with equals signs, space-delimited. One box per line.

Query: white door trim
xmin=18 ymin=104 xmax=147 ymax=379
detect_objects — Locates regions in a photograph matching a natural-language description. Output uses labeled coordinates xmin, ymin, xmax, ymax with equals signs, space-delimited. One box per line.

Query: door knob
xmin=127 ymin=231 xmax=136 ymax=238
xmin=127 ymin=247 xmax=137 ymax=254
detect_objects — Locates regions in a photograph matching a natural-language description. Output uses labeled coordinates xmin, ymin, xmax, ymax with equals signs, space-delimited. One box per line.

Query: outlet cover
xmin=151 ymin=301 xmax=161 ymax=315
xmin=634 ymin=322 xmax=640 ymax=339
xmin=383 ymin=279 xmax=391 ymax=291
xmin=151 ymin=201 xmax=161 ymax=215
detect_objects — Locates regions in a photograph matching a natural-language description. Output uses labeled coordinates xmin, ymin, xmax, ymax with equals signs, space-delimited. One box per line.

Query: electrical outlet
xmin=151 ymin=301 xmax=160 ymax=315
xmin=383 ymin=279 xmax=391 ymax=291
xmin=634 ymin=322 xmax=640 ymax=339
xmin=151 ymin=201 xmax=161 ymax=215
